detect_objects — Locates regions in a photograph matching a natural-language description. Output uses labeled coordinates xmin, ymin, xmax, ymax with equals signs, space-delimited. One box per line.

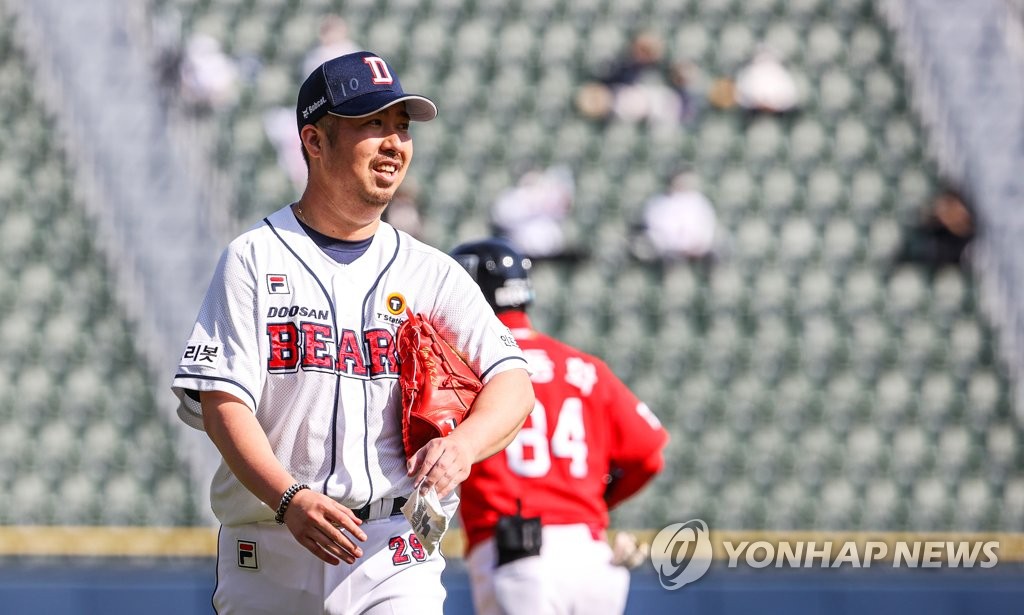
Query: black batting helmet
xmin=449 ymin=237 xmax=534 ymax=312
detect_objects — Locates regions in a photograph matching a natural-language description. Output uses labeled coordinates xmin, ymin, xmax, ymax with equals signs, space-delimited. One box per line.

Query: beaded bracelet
xmin=274 ymin=483 xmax=310 ymax=524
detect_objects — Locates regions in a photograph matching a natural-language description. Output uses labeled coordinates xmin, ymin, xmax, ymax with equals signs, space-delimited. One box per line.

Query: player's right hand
xmin=282 ymin=489 xmax=368 ymax=565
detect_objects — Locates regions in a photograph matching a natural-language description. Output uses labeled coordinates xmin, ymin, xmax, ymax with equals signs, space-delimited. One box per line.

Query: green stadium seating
xmin=122 ymin=0 xmax=1024 ymax=534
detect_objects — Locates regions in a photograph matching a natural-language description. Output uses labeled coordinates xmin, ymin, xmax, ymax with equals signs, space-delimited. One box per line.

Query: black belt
xmin=354 ymin=497 xmax=408 ymax=521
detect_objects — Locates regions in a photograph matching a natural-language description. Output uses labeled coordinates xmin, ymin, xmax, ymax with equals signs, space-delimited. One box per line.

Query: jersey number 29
xmin=505 ymin=399 xmax=588 ymax=478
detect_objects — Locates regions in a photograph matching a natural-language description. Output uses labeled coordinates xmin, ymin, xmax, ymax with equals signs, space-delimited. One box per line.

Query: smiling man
xmin=171 ymin=51 xmax=534 ymax=614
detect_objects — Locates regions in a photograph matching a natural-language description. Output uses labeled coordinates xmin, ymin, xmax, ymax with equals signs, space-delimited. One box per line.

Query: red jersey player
xmin=450 ymin=238 xmax=670 ymax=615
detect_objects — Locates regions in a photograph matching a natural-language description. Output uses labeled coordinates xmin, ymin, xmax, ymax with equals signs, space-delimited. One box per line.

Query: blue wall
xmin=0 ymin=559 xmax=1021 ymax=615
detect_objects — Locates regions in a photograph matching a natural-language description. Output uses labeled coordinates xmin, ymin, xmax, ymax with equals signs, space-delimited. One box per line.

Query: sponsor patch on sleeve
xmin=181 ymin=341 xmax=222 ymax=368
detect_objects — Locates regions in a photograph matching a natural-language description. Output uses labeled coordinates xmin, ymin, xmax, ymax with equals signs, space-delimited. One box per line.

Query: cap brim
xmin=329 ymin=92 xmax=437 ymax=122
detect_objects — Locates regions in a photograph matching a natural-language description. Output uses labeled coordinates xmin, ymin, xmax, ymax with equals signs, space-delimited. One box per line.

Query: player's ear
xmin=300 ymin=124 xmax=324 ymax=160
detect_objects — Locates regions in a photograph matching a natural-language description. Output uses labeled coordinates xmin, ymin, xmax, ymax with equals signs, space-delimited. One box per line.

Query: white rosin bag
xmin=401 ymin=483 xmax=451 ymax=555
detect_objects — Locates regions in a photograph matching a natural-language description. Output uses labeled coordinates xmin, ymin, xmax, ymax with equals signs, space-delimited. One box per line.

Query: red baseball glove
xmin=396 ymin=311 xmax=482 ymax=459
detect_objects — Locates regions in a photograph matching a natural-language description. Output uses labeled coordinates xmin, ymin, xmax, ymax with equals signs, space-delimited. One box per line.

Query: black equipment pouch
xmin=494 ymin=499 xmax=542 ymax=567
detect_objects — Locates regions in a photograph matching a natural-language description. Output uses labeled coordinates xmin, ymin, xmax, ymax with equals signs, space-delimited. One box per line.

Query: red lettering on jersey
xmin=363 ymin=56 xmax=394 ymax=84
xmin=365 ymin=329 xmax=398 ymax=376
xmin=267 ymin=323 xmax=300 ymax=371
xmin=301 ymin=322 xmax=335 ymax=370
xmin=338 ymin=328 xmax=369 ymax=376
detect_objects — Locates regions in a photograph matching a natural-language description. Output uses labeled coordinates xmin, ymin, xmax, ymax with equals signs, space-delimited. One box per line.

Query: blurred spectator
xmin=669 ymin=59 xmax=703 ymax=124
xmin=263 ymin=107 xmax=307 ymax=191
xmin=491 ymin=165 xmax=578 ymax=260
xmin=631 ymin=169 xmax=721 ymax=263
xmin=383 ymin=177 xmax=424 ymax=240
xmin=575 ymin=30 xmax=690 ymax=124
xmin=302 ymin=15 xmax=361 ymax=77
xmin=706 ymin=77 xmax=739 ymax=110
xmin=895 ymin=186 xmax=976 ymax=270
xmin=734 ymin=48 xmax=800 ymax=115
xmin=151 ymin=7 xmax=184 ymax=98
xmin=178 ymin=34 xmax=240 ymax=114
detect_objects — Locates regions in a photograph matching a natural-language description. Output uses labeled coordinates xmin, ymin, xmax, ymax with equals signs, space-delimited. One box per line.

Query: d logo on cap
xmin=296 ymin=51 xmax=437 ymax=131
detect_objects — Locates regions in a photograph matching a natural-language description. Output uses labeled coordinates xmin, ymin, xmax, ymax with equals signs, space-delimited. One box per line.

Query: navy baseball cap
xmin=296 ymin=51 xmax=437 ymax=131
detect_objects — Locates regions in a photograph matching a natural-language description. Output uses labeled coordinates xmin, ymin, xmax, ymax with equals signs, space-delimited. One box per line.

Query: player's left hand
xmin=407 ymin=433 xmax=474 ymax=499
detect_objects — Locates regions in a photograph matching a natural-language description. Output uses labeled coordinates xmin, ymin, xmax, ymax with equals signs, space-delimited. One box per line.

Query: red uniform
xmin=460 ymin=311 xmax=670 ymax=554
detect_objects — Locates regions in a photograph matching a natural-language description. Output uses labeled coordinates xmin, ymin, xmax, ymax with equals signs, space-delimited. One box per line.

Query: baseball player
xmin=171 ymin=52 xmax=534 ymax=614
xmin=450 ymin=238 xmax=670 ymax=615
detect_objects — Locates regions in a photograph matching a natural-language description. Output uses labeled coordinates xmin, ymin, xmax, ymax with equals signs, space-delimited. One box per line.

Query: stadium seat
xmin=861 ymin=478 xmax=903 ymax=529
xmin=890 ymin=426 xmax=931 ymax=488
xmin=696 ymin=426 xmax=741 ymax=491
xmin=765 ymin=479 xmax=812 ymax=529
xmin=966 ymin=369 xmax=1002 ymax=432
xmin=848 ymin=24 xmax=885 ymax=69
xmin=936 ymin=425 xmax=975 ymax=483
xmin=919 ymin=371 xmax=959 ymax=431
xmin=908 ymin=477 xmax=951 ymax=530
xmin=745 ymin=422 xmax=788 ymax=488
xmin=833 ymin=117 xmax=874 ymax=170
xmin=794 ymin=426 xmax=839 ymax=490
xmin=54 ymin=472 xmax=100 ymax=525
xmin=739 ymin=0 xmax=782 ymax=29
xmin=864 ymin=217 xmax=903 ymax=267
xmin=824 ymin=370 xmax=869 ymax=434
xmin=749 ymin=314 xmax=793 ymax=381
xmin=816 ymin=68 xmax=856 ymax=117
xmin=708 ymin=263 xmax=747 ymax=317
xmin=759 ymin=166 xmax=801 ymax=223
xmin=930 ymin=268 xmax=968 ymax=328
xmin=671 ymin=22 xmax=711 ymax=64
xmin=784 ymin=0 xmax=826 ymax=27
xmin=762 ymin=20 xmax=802 ymax=63
xmin=743 ymin=117 xmax=786 ymax=170
xmin=734 ymin=216 xmax=776 ymax=265
xmin=1000 ymin=478 xmax=1024 ymax=529
xmin=862 ymin=67 xmax=901 ymax=121
xmin=778 ymin=216 xmax=818 ymax=267
xmin=796 ymin=315 xmax=841 ymax=382
xmin=844 ymin=425 xmax=885 ymax=486
xmin=804 ymin=23 xmax=845 ymax=72
xmin=716 ymin=23 xmax=756 ymax=74
xmin=7 ymin=475 xmax=52 ymax=524
xmin=899 ymin=320 xmax=943 ymax=380
xmin=953 ymin=478 xmax=994 ymax=530
xmin=821 ymin=217 xmax=861 ymax=273
xmin=848 ymin=167 xmax=889 ymax=223
xmin=948 ymin=318 xmax=984 ymax=377
xmin=795 ymin=268 xmax=835 ymax=317
xmin=885 ymin=266 xmax=929 ymax=325
xmin=718 ymin=480 xmax=762 ymax=529
xmin=816 ymin=478 xmax=858 ymax=528
xmin=788 ymin=118 xmax=829 ymax=171
xmin=702 ymin=316 xmax=746 ymax=382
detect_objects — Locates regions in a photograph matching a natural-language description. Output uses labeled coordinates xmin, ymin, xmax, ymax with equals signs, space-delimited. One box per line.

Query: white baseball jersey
xmin=172 ymin=205 xmax=527 ymax=525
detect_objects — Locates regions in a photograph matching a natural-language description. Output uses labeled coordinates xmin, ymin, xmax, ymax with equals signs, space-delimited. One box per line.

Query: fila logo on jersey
xmin=363 ymin=57 xmax=393 ymax=84
xmin=237 ymin=540 xmax=258 ymax=569
xmin=386 ymin=292 xmax=406 ymax=315
xmin=267 ymin=274 xmax=290 ymax=294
